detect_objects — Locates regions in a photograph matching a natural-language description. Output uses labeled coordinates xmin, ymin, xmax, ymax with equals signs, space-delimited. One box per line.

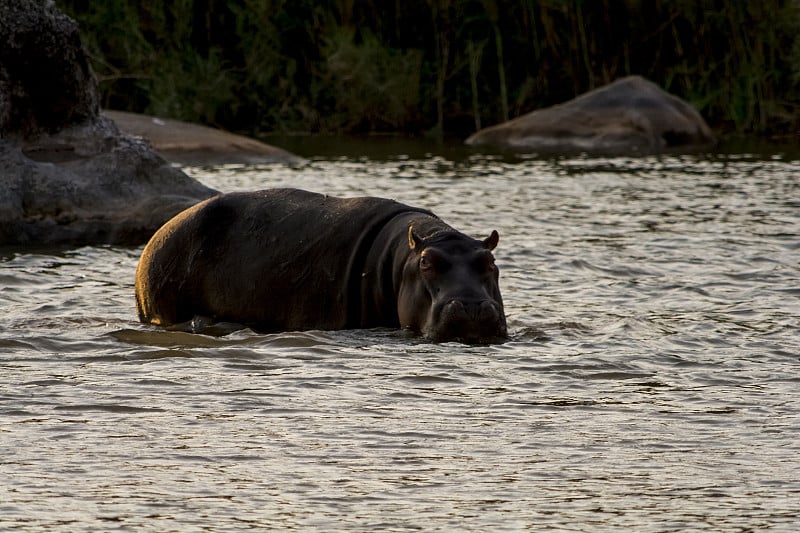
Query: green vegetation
xmin=57 ymin=0 xmax=800 ymax=138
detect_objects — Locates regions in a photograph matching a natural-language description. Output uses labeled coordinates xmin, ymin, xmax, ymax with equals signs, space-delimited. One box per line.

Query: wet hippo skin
xmin=135 ymin=188 xmax=507 ymax=344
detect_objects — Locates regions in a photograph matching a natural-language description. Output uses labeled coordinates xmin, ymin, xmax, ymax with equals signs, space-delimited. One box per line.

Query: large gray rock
xmin=103 ymin=110 xmax=304 ymax=166
xmin=465 ymin=76 xmax=715 ymax=154
xmin=0 ymin=0 xmax=216 ymax=245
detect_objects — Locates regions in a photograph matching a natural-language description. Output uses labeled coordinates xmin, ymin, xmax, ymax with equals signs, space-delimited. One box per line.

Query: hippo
xmin=134 ymin=188 xmax=507 ymax=343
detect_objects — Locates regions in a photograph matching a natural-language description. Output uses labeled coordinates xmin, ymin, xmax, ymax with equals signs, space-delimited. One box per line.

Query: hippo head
xmin=397 ymin=226 xmax=508 ymax=344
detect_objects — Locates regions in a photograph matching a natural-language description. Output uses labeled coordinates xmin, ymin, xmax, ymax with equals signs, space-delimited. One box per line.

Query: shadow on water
xmin=263 ymin=133 xmax=800 ymax=163
xmin=260 ymin=134 xmax=481 ymax=162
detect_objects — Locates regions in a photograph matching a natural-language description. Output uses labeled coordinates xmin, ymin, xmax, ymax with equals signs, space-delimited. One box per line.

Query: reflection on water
xmin=2 ymin=144 xmax=799 ymax=530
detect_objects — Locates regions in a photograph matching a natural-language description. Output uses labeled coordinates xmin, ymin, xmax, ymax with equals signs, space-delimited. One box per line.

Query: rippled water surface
xmin=2 ymin=142 xmax=799 ymax=531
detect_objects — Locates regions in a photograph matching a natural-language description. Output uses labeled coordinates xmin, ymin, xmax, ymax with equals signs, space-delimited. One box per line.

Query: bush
xmin=57 ymin=0 xmax=800 ymax=137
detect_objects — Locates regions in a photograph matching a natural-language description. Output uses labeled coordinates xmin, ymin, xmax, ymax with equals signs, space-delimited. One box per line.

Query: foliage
xmin=323 ymin=28 xmax=423 ymax=132
xmin=56 ymin=0 xmax=800 ymax=137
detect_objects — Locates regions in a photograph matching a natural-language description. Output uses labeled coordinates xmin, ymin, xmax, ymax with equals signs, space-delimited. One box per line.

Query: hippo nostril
xmin=444 ymin=299 xmax=498 ymax=322
xmin=446 ymin=300 xmax=468 ymax=320
xmin=478 ymin=300 xmax=499 ymax=322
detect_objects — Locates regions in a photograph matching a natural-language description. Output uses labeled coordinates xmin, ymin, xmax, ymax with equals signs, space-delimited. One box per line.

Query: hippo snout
xmin=430 ymin=298 xmax=507 ymax=344
xmin=445 ymin=299 xmax=497 ymax=322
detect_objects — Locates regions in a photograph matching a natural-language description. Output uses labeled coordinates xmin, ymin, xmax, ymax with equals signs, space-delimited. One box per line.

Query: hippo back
xmin=135 ymin=188 xmax=431 ymax=331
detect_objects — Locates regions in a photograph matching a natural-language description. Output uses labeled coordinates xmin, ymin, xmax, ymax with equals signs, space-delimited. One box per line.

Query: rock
xmin=103 ymin=110 xmax=303 ymax=166
xmin=1 ymin=118 xmax=218 ymax=245
xmin=465 ymin=76 xmax=715 ymax=154
xmin=0 ymin=0 xmax=97 ymax=139
xmin=0 ymin=0 xmax=216 ymax=246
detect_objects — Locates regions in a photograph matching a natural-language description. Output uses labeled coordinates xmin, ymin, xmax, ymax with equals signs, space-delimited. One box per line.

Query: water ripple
xmin=1 ymin=151 xmax=799 ymax=531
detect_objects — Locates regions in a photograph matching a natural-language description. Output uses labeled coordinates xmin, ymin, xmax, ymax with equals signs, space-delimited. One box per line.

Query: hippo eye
xmin=420 ymin=250 xmax=449 ymax=273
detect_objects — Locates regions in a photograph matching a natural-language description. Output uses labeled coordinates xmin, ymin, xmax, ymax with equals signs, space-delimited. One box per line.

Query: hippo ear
xmin=483 ymin=230 xmax=499 ymax=251
xmin=408 ymin=226 xmax=424 ymax=251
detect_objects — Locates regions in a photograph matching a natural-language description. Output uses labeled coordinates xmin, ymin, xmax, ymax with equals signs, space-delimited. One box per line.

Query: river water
xmin=2 ymin=140 xmax=799 ymax=531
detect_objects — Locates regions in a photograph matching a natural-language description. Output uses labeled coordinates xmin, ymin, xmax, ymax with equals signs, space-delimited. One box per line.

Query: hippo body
xmin=135 ymin=188 xmax=507 ymax=343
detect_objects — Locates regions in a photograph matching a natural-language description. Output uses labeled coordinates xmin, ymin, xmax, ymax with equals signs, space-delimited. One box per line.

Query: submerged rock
xmin=0 ymin=0 xmax=216 ymax=245
xmin=465 ymin=76 xmax=715 ymax=155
